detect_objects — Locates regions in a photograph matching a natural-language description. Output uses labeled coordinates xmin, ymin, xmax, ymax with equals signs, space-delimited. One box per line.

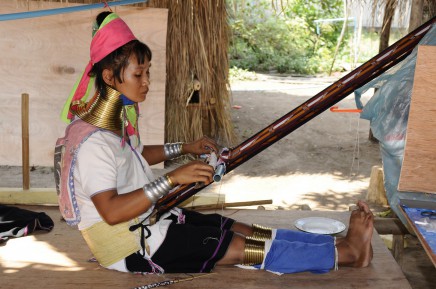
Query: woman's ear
xmin=102 ymin=69 xmax=115 ymax=86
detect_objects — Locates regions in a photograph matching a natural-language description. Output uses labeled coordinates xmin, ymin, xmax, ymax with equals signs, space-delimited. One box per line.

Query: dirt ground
xmin=1 ymin=74 xmax=435 ymax=288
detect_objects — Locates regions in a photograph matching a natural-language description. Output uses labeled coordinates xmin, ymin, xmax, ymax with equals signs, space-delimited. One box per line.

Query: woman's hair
xmin=90 ymin=12 xmax=152 ymax=99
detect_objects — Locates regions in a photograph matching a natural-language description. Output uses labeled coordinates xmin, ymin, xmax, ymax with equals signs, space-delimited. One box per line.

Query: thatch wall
xmin=145 ymin=0 xmax=236 ymax=146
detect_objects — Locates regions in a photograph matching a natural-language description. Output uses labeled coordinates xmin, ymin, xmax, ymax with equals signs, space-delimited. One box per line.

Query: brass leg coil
xmin=242 ymin=236 xmax=265 ymax=266
xmin=252 ymin=224 xmax=273 ymax=241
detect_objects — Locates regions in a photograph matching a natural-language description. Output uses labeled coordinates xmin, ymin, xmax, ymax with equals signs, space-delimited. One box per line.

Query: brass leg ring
xmin=242 ymin=236 xmax=265 ymax=266
xmin=252 ymin=224 xmax=273 ymax=241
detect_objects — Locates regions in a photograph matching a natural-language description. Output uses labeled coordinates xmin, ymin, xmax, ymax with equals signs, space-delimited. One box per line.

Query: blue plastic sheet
xmin=354 ymin=24 xmax=436 ymax=227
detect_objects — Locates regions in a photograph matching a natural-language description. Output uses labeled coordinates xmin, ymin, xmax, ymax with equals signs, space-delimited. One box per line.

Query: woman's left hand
xmin=183 ymin=136 xmax=218 ymax=156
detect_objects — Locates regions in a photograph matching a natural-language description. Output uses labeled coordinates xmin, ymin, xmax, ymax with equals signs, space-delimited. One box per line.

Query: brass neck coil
xmin=71 ymin=86 xmax=123 ymax=131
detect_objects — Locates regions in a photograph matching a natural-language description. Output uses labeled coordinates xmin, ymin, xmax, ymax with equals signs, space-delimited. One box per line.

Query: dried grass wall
xmin=146 ymin=0 xmax=237 ymax=146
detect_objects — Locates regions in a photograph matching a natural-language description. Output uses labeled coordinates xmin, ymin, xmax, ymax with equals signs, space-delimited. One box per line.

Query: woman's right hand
xmin=167 ymin=160 xmax=214 ymax=186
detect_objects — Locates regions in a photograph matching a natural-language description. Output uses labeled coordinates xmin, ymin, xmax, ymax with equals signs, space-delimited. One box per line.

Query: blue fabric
xmin=263 ymin=239 xmax=335 ymax=274
xmin=276 ymin=229 xmax=334 ymax=244
xmin=120 ymin=94 xmax=135 ymax=105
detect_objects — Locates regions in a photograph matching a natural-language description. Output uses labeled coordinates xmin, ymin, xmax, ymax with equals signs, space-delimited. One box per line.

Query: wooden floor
xmin=0 ymin=206 xmax=411 ymax=289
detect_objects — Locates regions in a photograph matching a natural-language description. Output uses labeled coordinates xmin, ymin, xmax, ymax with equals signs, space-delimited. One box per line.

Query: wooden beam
xmin=0 ymin=188 xmax=57 ymax=205
xmin=374 ymin=217 xmax=409 ymax=235
xmin=0 ymin=188 xmax=230 ymax=209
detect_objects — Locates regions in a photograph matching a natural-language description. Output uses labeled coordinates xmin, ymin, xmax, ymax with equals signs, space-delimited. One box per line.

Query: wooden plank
xmin=374 ymin=217 xmax=409 ymax=235
xmin=0 ymin=207 xmax=411 ymax=289
xmin=0 ymin=188 xmax=223 ymax=208
xmin=0 ymin=1 xmax=167 ymax=167
xmin=398 ymin=45 xmax=436 ymax=193
xmin=0 ymin=188 xmax=57 ymax=205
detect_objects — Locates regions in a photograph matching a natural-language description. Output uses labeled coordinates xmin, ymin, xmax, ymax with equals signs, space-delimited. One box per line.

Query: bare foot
xmin=337 ymin=200 xmax=374 ymax=267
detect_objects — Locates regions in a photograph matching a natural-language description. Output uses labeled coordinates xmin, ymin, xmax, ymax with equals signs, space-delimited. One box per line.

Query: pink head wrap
xmin=61 ymin=14 xmax=136 ymax=122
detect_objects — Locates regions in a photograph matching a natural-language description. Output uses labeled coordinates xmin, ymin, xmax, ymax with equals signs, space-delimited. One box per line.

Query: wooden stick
xmin=21 ymin=93 xmax=30 ymax=190
xmin=189 ymin=200 xmax=272 ymax=211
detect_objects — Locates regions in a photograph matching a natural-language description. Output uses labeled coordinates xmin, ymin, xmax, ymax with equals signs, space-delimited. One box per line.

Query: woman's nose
xmin=142 ymin=75 xmax=150 ymax=86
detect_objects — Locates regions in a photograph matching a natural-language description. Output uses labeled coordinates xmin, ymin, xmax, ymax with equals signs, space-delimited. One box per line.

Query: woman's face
xmin=114 ymin=54 xmax=151 ymax=103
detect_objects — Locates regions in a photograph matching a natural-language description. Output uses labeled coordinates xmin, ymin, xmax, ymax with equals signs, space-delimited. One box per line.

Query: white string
xmin=217 ymin=177 xmax=226 ymax=233
xmin=349 ymin=115 xmax=361 ymax=178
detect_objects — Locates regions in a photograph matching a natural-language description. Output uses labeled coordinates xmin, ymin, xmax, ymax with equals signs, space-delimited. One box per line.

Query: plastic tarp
xmin=354 ymin=24 xmax=436 ymax=227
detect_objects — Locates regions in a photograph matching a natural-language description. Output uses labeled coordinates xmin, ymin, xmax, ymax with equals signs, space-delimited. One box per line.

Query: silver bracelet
xmin=143 ymin=176 xmax=174 ymax=204
xmin=163 ymin=142 xmax=184 ymax=159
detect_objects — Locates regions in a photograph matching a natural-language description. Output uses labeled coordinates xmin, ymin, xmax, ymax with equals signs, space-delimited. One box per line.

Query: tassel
xmin=121 ymin=107 xmax=127 ymax=147
xmin=120 ymin=94 xmax=140 ymax=148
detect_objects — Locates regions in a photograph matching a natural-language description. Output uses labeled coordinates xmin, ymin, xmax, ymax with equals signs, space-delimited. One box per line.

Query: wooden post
xmin=392 ymin=235 xmax=404 ymax=267
xmin=366 ymin=166 xmax=388 ymax=206
xmin=22 ymin=93 xmax=30 ymax=190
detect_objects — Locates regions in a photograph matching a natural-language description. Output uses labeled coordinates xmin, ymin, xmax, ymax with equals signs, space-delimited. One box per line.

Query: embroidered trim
xmin=66 ymin=128 xmax=105 ymax=225
xmin=177 ymin=213 xmax=186 ymax=224
xmin=334 ymin=237 xmax=339 ymax=271
xmin=200 ymin=230 xmax=228 ymax=273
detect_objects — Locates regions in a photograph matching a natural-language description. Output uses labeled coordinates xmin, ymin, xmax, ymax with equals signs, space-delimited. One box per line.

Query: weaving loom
xmin=149 ymin=16 xmax=436 ymax=223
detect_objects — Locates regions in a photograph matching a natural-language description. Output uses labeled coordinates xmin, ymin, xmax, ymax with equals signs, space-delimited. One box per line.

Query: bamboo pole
xmin=189 ymin=199 xmax=273 ymax=211
xmin=21 ymin=93 xmax=30 ymax=190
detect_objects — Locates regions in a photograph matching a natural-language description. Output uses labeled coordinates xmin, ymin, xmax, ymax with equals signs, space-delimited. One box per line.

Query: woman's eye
xmin=135 ymin=74 xmax=142 ymax=78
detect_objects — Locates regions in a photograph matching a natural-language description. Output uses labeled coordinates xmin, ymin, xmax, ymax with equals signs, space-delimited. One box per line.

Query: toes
xmin=357 ymin=200 xmax=371 ymax=214
xmin=365 ymin=212 xmax=375 ymax=225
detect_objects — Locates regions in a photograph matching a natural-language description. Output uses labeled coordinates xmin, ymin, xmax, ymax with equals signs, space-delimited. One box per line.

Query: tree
xmin=379 ymin=0 xmax=397 ymax=53
xmin=409 ymin=0 xmax=436 ymax=32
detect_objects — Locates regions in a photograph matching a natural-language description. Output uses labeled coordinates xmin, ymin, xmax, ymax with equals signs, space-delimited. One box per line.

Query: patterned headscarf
xmin=61 ymin=13 xmax=136 ymax=122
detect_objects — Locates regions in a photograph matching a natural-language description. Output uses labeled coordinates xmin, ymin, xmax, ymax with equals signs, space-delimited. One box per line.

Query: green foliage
xmin=356 ymin=27 xmax=406 ymax=63
xmin=229 ymin=66 xmax=258 ymax=81
xmin=228 ymin=0 xmax=353 ymax=75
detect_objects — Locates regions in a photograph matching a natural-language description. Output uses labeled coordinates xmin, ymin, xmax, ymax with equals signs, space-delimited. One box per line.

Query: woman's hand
xmin=167 ymin=160 xmax=214 ymax=186
xmin=183 ymin=136 xmax=218 ymax=156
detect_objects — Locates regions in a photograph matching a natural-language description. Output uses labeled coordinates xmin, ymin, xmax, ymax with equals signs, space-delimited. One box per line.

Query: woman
xmin=56 ymin=11 xmax=374 ymax=275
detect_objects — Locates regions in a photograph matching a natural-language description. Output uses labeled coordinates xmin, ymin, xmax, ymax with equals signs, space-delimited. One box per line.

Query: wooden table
xmin=399 ymin=202 xmax=436 ymax=268
xmin=0 ymin=207 xmax=411 ymax=289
